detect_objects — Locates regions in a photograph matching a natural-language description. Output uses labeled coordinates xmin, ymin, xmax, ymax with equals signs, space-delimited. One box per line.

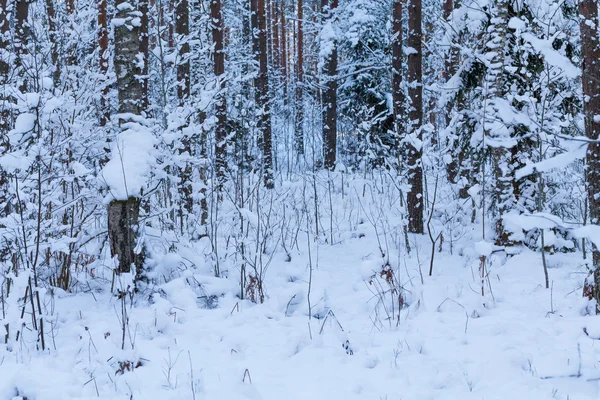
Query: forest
xmin=0 ymin=0 xmax=600 ymax=398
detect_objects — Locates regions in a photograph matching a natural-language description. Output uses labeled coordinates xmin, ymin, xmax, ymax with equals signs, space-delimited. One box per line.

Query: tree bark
xmin=211 ymin=0 xmax=227 ymax=189
xmin=98 ymin=0 xmax=109 ymax=127
xmin=109 ymin=0 xmax=144 ymax=275
xmin=175 ymin=0 xmax=193 ymax=216
xmin=139 ymin=0 xmax=150 ymax=111
xmin=486 ymin=0 xmax=509 ymax=245
xmin=45 ymin=0 xmax=61 ymax=87
xmin=580 ymin=0 xmax=600 ymax=312
xmin=391 ymin=0 xmax=403 ymax=137
xmin=295 ymin=0 xmax=304 ymax=154
xmin=15 ymin=0 xmax=29 ymax=93
xmin=407 ymin=0 xmax=423 ymax=233
xmin=281 ymin=2 xmax=288 ymax=103
xmin=321 ymin=0 xmax=337 ymax=170
xmin=258 ymin=0 xmax=274 ymax=187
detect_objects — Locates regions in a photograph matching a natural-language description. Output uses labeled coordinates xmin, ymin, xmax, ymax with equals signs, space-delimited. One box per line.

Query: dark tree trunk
xmin=109 ymin=0 xmax=144 ymax=275
xmin=98 ymin=0 xmax=109 ymax=127
xmin=487 ymin=0 xmax=509 ymax=245
xmin=175 ymin=0 xmax=193 ymax=216
xmin=295 ymin=0 xmax=304 ymax=154
xmin=0 ymin=0 xmax=9 ymax=136
xmin=15 ymin=0 xmax=29 ymax=93
xmin=281 ymin=2 xmax=288 ymax=103
xmin=391 ymin=0 xmax=403 ymax=137
xmin=258 ymin=0 xmax=274 ymax=187
xmin=139 ymin=0 xmax=150 ymax=111
xmin=0 ymin=0 xmax=10 ymax=231
xmin=407 ymin=0 xmax=423 ymax=233
xmin=211 ymin=0 xmax=227 ymax=188
xmin=321 ymin=0 xmax=337 ymax=170
xmin=580 ymin=0 xmax=600 ymax=312
xmin=45 ymin=0 xmax=61 ymax=87
xmin=272 ymin=0 xmax=280 ymax=71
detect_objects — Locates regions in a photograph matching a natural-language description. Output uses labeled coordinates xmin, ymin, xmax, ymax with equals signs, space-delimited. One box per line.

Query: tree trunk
xmin=258 ymin=0 xmax=274 ymax=187
xmin=281 ymin=2 xmax=288 ymax=104
xmin=295 ymin=0 xmax=304 ymax=154
xmin=486 ymin=0 xmax=509 ymax=245
xmin=321 ymin=0 xmax=337 ymax=170
xmin=98 ymin=0 xmax=109 ymax=127
xmin=391 ymin=0 xmax=403 ymax=137
xmin=0 ymin=0 xmax=10 ymax=235
xmin=0 ymin=0 xmax=9 ymax=135
xmin=175 ymin=0 xmax=193 ymax=217
xmin=272 ymin=0 xmax=280 ymax=71
xmin=15 ymin=0 xmax=29 ymax=93
xmin=580 ymin=0 xmax=600 ymax=312
xmin=443 ymin=0 xmax=461 ymax=184
xmin=139 ymin=0 xmax=150 ymax=111
xmin=211 ymin=0 xmax=227 ymax=189
xmin=109 ymin=0 xmax=144 ymax=275
xmin=45 ymin=0 xmax=61 ymax=87
xmin=407 ymin=0 xmax=423 ymax=233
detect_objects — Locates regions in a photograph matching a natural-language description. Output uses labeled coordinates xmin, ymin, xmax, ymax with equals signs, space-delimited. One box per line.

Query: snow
xmin=101 ymin=120 xmax=156 ymax=201
xmin=2 ymin=176 xmax=600 ymax=400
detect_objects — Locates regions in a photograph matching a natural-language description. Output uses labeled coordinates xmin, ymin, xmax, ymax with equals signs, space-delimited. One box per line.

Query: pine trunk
xmin=258 ymin=0 xmax=274 ymax=187
xmin=407 ymin=0 xmax=423 ymax=233
xmin=580 ymin=0 xmax=600 ymax=312
xmin=391 ymin=0 xmax=403 ymax=137
xmin=175 ymin=0 xmax=193 ymax=219
xmin=98 ymin=0 xmax=109 ymax=127
xmin=321 ymin=0 xmax=337 ymax=170
xmin=295 ymin=0 xmax=304 ymax=154
xmin=211 ymin=0 xmax=227 ymax=188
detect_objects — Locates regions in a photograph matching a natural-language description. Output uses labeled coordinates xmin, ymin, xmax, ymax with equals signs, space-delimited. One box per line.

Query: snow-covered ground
xmin=1 ymin=175 xmax=599 ymax=400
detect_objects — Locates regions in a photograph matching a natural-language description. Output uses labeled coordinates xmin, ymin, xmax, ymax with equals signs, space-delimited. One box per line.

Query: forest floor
xmin=0 ymin=174 xmax=599 ymax=400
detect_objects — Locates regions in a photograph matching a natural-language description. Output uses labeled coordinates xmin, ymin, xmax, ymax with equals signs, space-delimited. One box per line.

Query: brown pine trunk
xmin=175 ymin=0 xmax=193 ymax=217
xmin=407 ymin=0 xmax=423 ymax=233
xmin=391 ymin=0 xmax=403 ymax=137
xmin=258 ymin=0 xmax=274 ymax=187
xmin=281 ymin=2 xmax=288 ymax=103
xmin=139 ymin=0 xmax=149 ymax=111
xmin=98 ymin=0 xmax=109 ymax=127
xmin=45 ymin=0 xmax=61 ymax=86
xmin=15 ymin=0 xmax=29 ymax=93
xmin=0 ymin=0 xmax=10 ymax=228
xmin=580 ymin=0 xmax=600 ymax=312
xmin=109 ymin=0 xmax=145 ymax=275
xmin=272 ymin=0 xmax=280 ymax=71
xmin=487 ymin=0 xmax=509 ymax=245
xmin=211 ymin=0 xmax=227 ymax=188
xmin=66 ymin=0 xmax=76 ymax=65
xmin=295 ymin=0 xmax=304 ymax=154
xmin=443 ymin=0 xmax=462 ymax=185
xmin=321 ymin=0 xmax=337 ymax=170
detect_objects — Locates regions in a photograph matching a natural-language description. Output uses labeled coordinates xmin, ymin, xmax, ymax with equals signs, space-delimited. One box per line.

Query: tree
xmin=580 ymin=0 xmax=600 ymax=311
xmin=108 ymin=0 xmax=145 ymax=275
xmin=258 ymin=0 xmax=274 ymax=187
xmin=211 ymin=0 xmax=227 ymax=188
xmin=321 ymin=0 xmax=338 ymax=170
xmin=15 ymin=0 xmax=29 ymax=93
xmin=392 ymin=0 xmax=403 ymax=138
xmin=176 ymin=0 xmax=193 ymax=215
xmin=406 ymin=0 xmax=423 ymax=233
xmin=140 ymin=0 xmax=150 ymax=110
xmin=98 ymin=0 xmax=109 ymax=128
xmin=295 ymin=0 xmax=304 ymax=154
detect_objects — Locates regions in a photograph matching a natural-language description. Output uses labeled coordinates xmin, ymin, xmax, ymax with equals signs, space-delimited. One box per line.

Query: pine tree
xmin=407 ymin=0 xmax=423 ymax=233
xmin=580 ymin=0 xmax=600 ymax=311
